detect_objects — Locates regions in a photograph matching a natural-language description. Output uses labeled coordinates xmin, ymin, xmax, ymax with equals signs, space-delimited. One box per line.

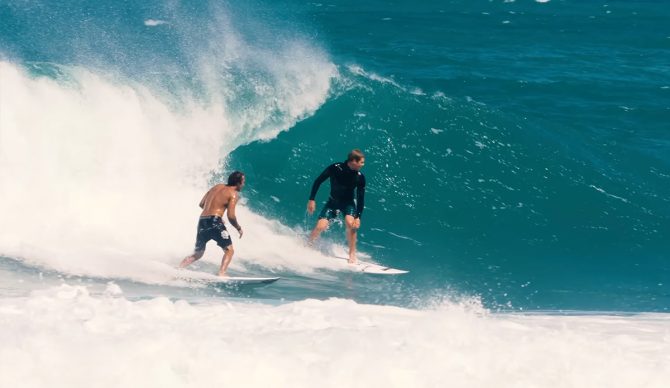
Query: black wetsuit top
xmin=309 ymin=161 xmax=366 ymax=218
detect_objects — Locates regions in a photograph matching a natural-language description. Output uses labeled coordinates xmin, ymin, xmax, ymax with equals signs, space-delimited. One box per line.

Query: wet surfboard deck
xmin=176 ymin=270 xmax=280 ymax=285
xmin=202 ymin=276 xmax=280 ymax=285
xmin=332 ymin=257 xmax=408 ymax=274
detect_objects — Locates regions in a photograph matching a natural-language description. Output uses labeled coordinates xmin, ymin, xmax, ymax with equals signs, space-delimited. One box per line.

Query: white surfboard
xmin=203 ymin=276 xmax=280 ymax=285
xmin=332 ymin=257 xmax=408 ymax=275
xmin=176 ymin=270 xmax=280 ymax=285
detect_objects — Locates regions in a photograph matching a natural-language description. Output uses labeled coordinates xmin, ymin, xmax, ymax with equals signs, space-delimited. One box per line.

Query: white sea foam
xmin=589 ymin=184 xmax=630 ymax=204
xmin=346 ymin=64 xmax=403 ymax=89
xmin=0 ymin=284 xmax=668 ymax=388
xmin=144 ymin=19 xmax=168 ymax=27
xmin=0 ymin=56 xmax=337 ymax=282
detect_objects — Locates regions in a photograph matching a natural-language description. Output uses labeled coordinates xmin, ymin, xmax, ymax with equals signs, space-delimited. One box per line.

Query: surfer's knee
xmin=316 ymin=219 xmax=329 ymax=231
xmin=224 ymin=245 xmax=234 ymax=255
xmin=344 ymin=216 xmax=357 ymax=230
xmin=194 ymin=250 xmax=205 ymax=259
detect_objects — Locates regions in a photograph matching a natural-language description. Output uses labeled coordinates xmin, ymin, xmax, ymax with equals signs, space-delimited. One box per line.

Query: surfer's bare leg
xmin=179 ymin=250 xmax=204 ymax=268
xmin=345 ymin=215 xmax=359 ymax=264
xmin=217 ymin=246 xmax=234 ymax=276
xmin=309 ymin=219 xmax=329 ymax=244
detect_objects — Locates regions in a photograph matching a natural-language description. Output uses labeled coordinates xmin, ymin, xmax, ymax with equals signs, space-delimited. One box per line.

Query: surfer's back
xmin=200 ymin=184 xmax=236 ymax=218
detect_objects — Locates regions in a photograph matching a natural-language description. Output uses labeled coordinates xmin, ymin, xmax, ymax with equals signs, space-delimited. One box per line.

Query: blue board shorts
xmin=318 ymin=199 xmax=356 ymax=220
xmin=194 ymin=216 xmax=232 ymax=251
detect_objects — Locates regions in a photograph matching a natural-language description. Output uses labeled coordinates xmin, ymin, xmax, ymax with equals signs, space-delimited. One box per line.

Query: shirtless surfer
xmin=179 ymin=171 xmax=245 ymax=276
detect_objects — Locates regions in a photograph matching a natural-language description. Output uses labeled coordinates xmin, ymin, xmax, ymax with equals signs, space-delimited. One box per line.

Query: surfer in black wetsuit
xmin=307 ymin=149 xmax=366 ymax=264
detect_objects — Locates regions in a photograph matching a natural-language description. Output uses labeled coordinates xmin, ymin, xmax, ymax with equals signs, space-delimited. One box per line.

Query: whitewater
xmin=0 ymin=283 xmax=668 ymax=388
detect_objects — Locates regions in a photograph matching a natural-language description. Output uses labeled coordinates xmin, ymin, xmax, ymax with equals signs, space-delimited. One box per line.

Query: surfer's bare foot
xmin=348 ymin=257 xmax=358 ymax=265
xmin=217 ymin=272 xmax=228 ymax=277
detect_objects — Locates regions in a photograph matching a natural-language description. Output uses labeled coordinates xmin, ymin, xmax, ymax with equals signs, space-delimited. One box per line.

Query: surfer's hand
xmin=353 ymin=218 xmax=361 ymax=229
xmin=307 ymin=200 xmax=316 ymax=215
xmin=237 ymin=227 xmax=243 ymax=238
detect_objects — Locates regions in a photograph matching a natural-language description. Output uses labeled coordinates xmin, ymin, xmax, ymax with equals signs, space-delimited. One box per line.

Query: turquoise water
xmin=233 ymin=0 xmax=670 ymax=311
xmin=1 ymin=0 xmax=669 ymax=312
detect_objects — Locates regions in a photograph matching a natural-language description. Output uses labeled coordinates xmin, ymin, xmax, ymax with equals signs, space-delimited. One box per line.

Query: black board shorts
xmin=318 ymin=199 xmax=356 ymax=220
xmin=194 ymin=216 xmax=232 ymax=251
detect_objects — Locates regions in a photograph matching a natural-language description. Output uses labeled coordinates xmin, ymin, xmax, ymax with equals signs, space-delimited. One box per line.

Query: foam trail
xmin=0 ymin=56 xmax=335 ymax=282
xmin=0 ymin=284 xmax=668 ymax=388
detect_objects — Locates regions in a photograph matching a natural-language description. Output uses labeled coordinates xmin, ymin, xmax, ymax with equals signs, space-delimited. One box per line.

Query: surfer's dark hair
xmin=227 ymin=171 xmax=245 ymax=186
xmin=347 ymin=149 xmax=365 ymax=162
